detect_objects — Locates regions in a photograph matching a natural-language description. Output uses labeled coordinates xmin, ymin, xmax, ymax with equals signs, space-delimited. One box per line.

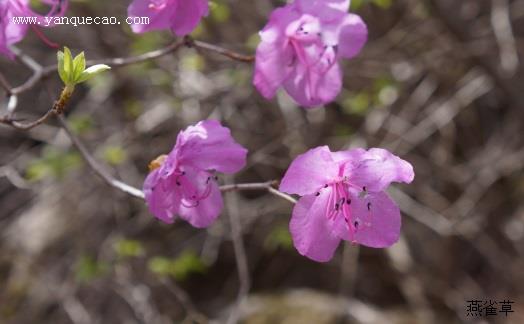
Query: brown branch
xmin=9 ymin=38 xmax=252 ymax=97
xmin=0 ymin=71 xmax=12 ymax=95
xmin=58 ymin=115 xmax=146 ymax=199
xmin=224 ymin=182 xmax=250 ymax=324
xmin=1 ymin=85 xmax=73 ymax=130
xmin=11 ymin=41 xmax=185 ymax=95
xmin=187 ymin=38 xmax=255 ymax=63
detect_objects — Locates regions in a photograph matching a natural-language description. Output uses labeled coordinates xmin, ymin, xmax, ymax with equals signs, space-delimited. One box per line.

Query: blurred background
xmin=1 ymin=0 xmax=524 ymax=323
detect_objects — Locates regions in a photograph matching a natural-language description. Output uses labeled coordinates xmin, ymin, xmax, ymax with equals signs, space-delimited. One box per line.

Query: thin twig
xmin=224 ymin=183 xmax=250 ymax=324
xmin=189 ymin=38 xmax=255 ymax=63
xmin=58 ymin=115 xmax=146 ymax=199
xmin=9 ymin=38 xmax=252 ymax=96
xmin=0 ymin=71 xmax=12 ymax=95
xmin=0 ymin=108 xmax=57 ymax=130
xmin=491 ymin=0 xmax=519 ymax=75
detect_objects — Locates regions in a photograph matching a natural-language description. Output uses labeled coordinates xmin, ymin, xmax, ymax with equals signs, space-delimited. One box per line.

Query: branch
xmin=220 ymin=181 xmax=297 ymax=204
xmin=57 ymin=115 xmax=296 ymax=206
xmin=3 ymin=39 xmax=254 ymax=131
xmin=9 ymin=38 xmax=253 ymax=97
xmin=224 ymin=182 xmax=250 ymax=324
xmin=58 ymin=115 xmax=146 ymax=199
xmin=0 ymin=71 xmax=12 ymax=95
xmin=188 ymin=38 xmax=255 ymax=63
xmin=0 ymin=108 xmax=56 ymax=130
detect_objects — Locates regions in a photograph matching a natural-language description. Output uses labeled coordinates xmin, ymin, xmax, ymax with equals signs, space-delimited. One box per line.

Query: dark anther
xmin=335 ymin=203 xmax=339 ymax=211
xmin=324 ymin=184 xmax=328 ymax=188
xmin=214 ymin=176 xmax=219 ymax=181
xmin=363 ymin=186 xmax=367 ymax=191
xmin=206 ymin=177 xmax=211 ymax=184
xmin=346 ymin=198 xmax=351 ymax=205
xmin=315 ymin=192 xmax=320 ymax=196
xmin=367 ymin=202 xmax=371 ymax=211
xmin=354 ymin=221 xmax=359 ymax=228
xmin=181 ymin=171 xmax=186 ymax=176
xmin=176 ymin=180 xmax=181 ymax=186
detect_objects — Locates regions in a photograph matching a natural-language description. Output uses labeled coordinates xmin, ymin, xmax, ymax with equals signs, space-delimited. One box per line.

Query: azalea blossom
xmin=127 ymin=0 xmax=209 ymax=36
xmin=254 ymin=0 xmax=367 ymax=108
xmin=143 ymin=120 xmax=247 ymax=228
xmin=0 ymin=0 xmax=68 ymax=59
xmin=279 ymin=146 xmax=414 ymax=262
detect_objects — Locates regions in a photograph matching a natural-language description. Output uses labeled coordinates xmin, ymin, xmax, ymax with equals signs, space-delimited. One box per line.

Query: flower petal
xmin=253 ymin=6 xmax=297 ymax=99
xmin=283 ymin=60 xmax=342 ymax=107
xmin=143 ymin=170 xmax=180 ymax=223
xmin=336 ymin=13 xmax=368 ymax=59
xmin=290 ymin=193 xmax=341 ymax=262
xmin=170 ymin=0 xmax=209 ymax=36
xmin=348 ymin=190 xmax=401 ymax=248
xmin=348 ymin=148 xmax=414 ymax=192
xmin=178 ymin=181 xmax=223 ymax=228
xmin=176 ymin=120 xmax=247 ymax=174
xmin=127 ymin=0 xmax=178 ymax=34
xmin=280 ymin=146 xmax=338 ymax=196
xmin=295 ymin=0 xmax=350 ymax=21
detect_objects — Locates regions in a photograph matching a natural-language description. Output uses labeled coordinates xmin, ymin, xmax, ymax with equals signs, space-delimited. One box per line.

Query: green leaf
xmin=63 ymin=47 xmax=74 ymax=84
xmin=25 ymin=146 xmax=82 ymax=181
xmin=72 ymin=51 xmax=86 ymax=82
xmin=102 ymin=146 xmax=127 ymax=166
xmin=171 ymin=251 xmax=207 ymax=281
xmin=373 ymin=0 xmax=392 ymax=9
xmin=210 ymin=1 xmax=230 ymax=23
xmin=114 ymin=239 xmax=144 ymax=258
xmin=75 ymin=255 xmax=109 ymax=283
xmin=57 ymin=51 xmax=67 ymax=84
xmin=76 ymin=64 xmax=111 ymax=83
xmin=69 ymin=115 xmax=94 ymax=135
xmin=148 ymin=251 xmax=207 ymax=281
xmin=264 ymin=225 xmax=293 ymax=251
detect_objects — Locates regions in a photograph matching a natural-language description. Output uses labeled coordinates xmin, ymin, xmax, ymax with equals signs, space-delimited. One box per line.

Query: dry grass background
xmin=1 ymin=0 xmax=524 ymax=323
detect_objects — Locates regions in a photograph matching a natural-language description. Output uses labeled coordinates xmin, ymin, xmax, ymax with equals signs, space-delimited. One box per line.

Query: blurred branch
xmin=0 ymin=71 xmax=12 ymax=95
xmin=162 ymin=277 xmax=208 ymax=324
xmin=491 ymin=0 xmax=519 ymax=75
xmin=225 ymin=186 xmax=251 ymax=324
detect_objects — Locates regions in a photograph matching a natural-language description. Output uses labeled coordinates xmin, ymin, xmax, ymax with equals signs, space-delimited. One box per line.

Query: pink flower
xmin=1 ymin=0 xmax=68 ymax=59
xmin=254 ymin=0 xmax=367 ymax=108
xmin=127 ymin=0 xmax=209 ymax=36
xmin=279 ymin=146 xmax=414 ymax=262
xmin=143 ymin=120 xmax=247 ymax=228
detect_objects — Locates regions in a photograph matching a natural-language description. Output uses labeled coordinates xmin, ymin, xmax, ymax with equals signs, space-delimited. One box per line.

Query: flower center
xmin=316 ymin=178 xmax=368 ymax=242
xmin=285 ymin=15 xmax=338 ymax=102
xmin=175 ymin=169 xmax=216 ymax=208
